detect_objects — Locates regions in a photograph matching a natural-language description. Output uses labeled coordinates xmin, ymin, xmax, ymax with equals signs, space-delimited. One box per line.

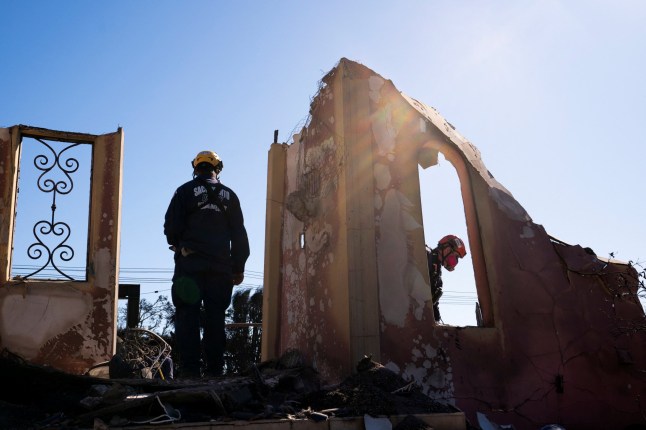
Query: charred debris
xmin=0 ymin=349 xmax=458 ymax=429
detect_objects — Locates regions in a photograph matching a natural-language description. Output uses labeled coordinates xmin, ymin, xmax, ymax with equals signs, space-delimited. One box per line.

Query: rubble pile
xmin=305 ymin=355 xmax=456 ymax=417
xmin=0 ymin=349 xmax=457 ymax=429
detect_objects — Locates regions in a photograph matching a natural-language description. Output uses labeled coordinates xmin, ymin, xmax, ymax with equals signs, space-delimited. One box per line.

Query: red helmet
xmin=438 ymin=235 xmax=467 ymax=258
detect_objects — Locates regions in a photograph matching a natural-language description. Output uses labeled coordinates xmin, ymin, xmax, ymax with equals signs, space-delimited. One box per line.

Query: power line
xmin=11 ymin=264 xmax=479 ymax=303
xmin=12 ymin=264 xmax=265 ymax=283
xmin=132 ymin=282 xmax=262 ymax=298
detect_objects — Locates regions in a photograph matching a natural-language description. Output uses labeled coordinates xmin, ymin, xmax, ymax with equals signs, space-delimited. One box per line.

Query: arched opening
xmin=419 ymin=153 xmax=480 ymax=327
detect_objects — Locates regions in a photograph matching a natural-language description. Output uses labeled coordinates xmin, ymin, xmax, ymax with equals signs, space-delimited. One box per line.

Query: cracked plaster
xmin=0 ymin=126 xmax=122 ymax=374
xmin=267 ymin=59 xmax=646 ymax=429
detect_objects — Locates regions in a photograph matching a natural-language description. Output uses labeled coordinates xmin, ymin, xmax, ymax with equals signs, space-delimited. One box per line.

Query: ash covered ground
xmin=0 ymin=350 xmax=459 ymax=429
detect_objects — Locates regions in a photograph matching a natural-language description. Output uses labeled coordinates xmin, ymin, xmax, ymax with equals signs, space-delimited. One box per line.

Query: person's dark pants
xmin=172 ymin=253 xmax=233 ymax=376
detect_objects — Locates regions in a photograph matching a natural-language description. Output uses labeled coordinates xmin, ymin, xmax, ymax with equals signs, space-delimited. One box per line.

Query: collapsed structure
xmin=262 ymin=58 xmax=646 ymax=429
xmin=0 ymin=126 xmax=123 ymax=374
xmin=1 ymin=60 xmax=644 ymax=430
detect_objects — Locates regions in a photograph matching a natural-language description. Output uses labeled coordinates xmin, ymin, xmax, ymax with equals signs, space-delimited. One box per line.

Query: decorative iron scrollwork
xmin=22 ymin=138 xmax=83 ymax=280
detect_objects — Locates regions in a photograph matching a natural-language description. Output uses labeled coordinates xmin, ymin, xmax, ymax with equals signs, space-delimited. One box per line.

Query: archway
xmin=419 ymin=153 xmax=479 ymax=326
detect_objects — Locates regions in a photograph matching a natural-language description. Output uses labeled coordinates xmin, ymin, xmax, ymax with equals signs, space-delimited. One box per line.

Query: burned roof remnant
xmin=262 ymin=58 xmax=646 ymax=429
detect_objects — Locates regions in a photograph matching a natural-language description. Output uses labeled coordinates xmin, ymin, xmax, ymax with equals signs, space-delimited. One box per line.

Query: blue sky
xmin=2 ymin=1 xmax=645 ymax=326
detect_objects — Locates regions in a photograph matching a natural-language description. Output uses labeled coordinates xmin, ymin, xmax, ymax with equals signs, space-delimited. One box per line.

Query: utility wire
xmin=12 ymin=264 xmax=479 ymax=303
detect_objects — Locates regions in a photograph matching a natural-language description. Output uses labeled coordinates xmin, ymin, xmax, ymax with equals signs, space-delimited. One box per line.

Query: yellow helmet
xmin=192 ymin=150 xmax=223 ymax=172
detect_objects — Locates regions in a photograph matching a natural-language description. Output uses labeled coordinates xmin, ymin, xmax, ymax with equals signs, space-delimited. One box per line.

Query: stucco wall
xmin=0 ymin=126 xmax=123 ymax=374
xmin=263 ymin=59 xmax=646 ymax=429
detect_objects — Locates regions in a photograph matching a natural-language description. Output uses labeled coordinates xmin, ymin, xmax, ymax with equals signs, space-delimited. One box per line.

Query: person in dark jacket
xmin=426 ymin=235 xmax=467 ymax=322
xmin=164 ymin=150 xmax=250 ymax=378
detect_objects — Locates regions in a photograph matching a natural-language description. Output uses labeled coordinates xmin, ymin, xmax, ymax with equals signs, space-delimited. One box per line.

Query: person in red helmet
xmin=426 ymin=235 xmax=467 ymax=322
xmin=164 ymin=150 xmax=250 ymax=378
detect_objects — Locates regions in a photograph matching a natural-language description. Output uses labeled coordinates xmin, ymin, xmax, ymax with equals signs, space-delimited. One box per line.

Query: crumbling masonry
xmin=262 ymin=59 xmax=646 ymax=429
xmin=0 ymin=126 xmax=123 ymax=374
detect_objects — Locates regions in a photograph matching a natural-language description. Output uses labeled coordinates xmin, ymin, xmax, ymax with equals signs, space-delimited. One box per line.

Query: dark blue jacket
xmin=427 ymin=247 xmax=443 ymax=321
xmin=164 ymin=175 xmax=250 ymax=274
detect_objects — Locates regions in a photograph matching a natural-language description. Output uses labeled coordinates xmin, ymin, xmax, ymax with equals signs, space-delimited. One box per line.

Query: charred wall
xmin=0 ymin=126 xmax=123 ymax=374
xmin=263 ymin=59 xmax=646 ymax=429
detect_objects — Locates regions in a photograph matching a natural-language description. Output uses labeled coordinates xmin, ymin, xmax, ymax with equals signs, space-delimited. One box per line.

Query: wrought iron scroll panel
xmin=11 ymin=137 xmax=92 ymax=281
